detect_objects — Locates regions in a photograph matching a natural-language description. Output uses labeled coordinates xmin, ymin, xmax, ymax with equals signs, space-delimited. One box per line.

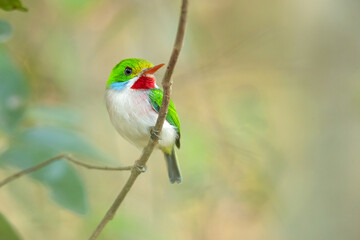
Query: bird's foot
xmin=150 ymin=127 xmax=161 ymax=141
xmin=135 ymin=163 xmax=147 ymax=173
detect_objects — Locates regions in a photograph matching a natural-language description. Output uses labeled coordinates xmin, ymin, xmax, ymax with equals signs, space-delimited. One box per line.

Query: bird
xmin=105 ymin=58 xmax=182 ymax=184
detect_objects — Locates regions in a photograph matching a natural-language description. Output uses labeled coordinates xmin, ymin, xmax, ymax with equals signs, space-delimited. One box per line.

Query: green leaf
xmin=0 ymin=47 xmax=28 ymax=133
xmin=0 ymin=213 xmax=22 ymax=240
xmin=0 ymin=20 xmax=12 ymax=42
xmin=19 ymin=126 xmax=106 ymax=158
xmin=0 ymin=126 xmax=111 ymax=214
xmin=26 ymin=106 xmax=81 ymax=127
xmin=0 ymin=0 xmax=28 ymax=12
xmin=1 ymin=143 xmax=88 ymax=214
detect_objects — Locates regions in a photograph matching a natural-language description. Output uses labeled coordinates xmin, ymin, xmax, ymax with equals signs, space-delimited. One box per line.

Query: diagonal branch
xmin=88 ymin=0 xmax=189 ymax=239
xmin=0 ymin=154 xmax=132 ymax=188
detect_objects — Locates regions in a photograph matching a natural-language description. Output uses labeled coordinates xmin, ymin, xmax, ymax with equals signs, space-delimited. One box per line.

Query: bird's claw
xmin=136 ymin=163 xmax=147 ymax=173
xmin=150 ymin=128 xmax=161 ymax=140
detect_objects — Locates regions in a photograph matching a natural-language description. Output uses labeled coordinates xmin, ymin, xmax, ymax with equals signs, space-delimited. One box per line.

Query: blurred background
xmin=1 ymin=0 xmax=360 ymax=239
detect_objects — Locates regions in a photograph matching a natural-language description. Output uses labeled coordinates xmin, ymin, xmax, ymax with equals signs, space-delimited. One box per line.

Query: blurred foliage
xmin=0 ymin=127 xmax=98 ymax=214
xmin=0 ymin=212 xmax=21 ymax=240
xmin=0 ymin=20 xmax=12 ymax=42
xmin=0 ymin=47 xmax=27 ymax=132
xmin=0 ymin=44 xmax=108 ymax=215
xmin=0 ymin=0 xmax=27 ymax=12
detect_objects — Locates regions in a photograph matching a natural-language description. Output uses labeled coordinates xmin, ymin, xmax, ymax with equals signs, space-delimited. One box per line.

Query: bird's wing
xmin=149 ymin=88 xmax=181 ymax=148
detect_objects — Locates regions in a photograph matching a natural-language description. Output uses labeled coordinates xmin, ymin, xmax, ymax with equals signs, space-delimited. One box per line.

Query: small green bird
xmin=105 ymin=58 xmax=182 ymax=183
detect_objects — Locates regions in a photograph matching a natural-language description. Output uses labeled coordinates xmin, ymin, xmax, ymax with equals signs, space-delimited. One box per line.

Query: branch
xmin=0 ymin=154 xmax=132 ymax=188
xmin=89 ymin=0 xmax=189 ymax=239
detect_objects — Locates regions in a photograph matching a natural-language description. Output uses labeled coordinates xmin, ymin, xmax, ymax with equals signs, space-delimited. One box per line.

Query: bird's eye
xmin=124 ymin=67 xmax=132 ymax=76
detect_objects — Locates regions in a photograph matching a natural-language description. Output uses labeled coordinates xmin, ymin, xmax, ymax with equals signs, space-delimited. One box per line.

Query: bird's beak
xmin=142 ymin=64 xmax=165 ymax=75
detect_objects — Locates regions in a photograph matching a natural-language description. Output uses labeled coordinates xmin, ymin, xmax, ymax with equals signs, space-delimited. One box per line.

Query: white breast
xmin=105 ymin=87 xmax=177 ymax=149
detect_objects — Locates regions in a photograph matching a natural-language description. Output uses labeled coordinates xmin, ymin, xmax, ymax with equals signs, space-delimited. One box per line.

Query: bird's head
xmin=106 ymin=58 xmax=164 ymax=90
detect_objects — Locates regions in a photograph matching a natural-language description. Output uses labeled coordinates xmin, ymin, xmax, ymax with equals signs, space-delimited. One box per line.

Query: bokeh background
xmin=1 ymin=0 xmax=360 ymax=239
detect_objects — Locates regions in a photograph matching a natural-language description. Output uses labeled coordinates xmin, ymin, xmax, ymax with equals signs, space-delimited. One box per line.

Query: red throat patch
xmin=131 ymin=76 xmax=156 ymax=89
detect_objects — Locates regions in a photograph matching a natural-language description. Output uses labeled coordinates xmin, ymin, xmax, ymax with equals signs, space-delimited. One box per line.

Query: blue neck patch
xmin=110 ymin=81 xmax=129 ymax=91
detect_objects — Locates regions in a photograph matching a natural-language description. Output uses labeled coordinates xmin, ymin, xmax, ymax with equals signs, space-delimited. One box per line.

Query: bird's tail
xmin=163 ymin=147 xmax=182 ymax=184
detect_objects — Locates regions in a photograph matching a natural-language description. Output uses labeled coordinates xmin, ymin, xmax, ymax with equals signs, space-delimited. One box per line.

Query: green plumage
xmin=107 ymin=58 xmax=153 ymax=88
xmin=149 ymin=88 xmax=181 ymax=149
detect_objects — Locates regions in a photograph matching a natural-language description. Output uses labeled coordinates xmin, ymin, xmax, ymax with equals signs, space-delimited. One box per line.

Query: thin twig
xmin=66 ymin=155 xmax=132 ymax=171
xmin=0 ymin=154 xmax=132 ymax=188
xmin=89 ymin=0 xmax=189 ymax=239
